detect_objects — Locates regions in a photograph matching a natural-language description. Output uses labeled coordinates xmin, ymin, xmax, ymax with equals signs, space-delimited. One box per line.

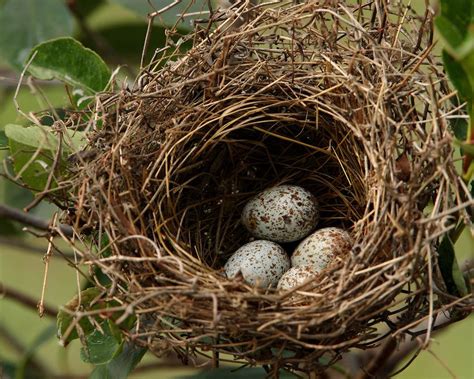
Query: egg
xmin=291 ymin=227 xmax=352 ymax=271
xmin=224 ymin=240 xmax=290 ymax=288
xmin=241 ymin=185 xmax=319 ymax=243
xmin=277 ymin=266 xmax=318 ymax=291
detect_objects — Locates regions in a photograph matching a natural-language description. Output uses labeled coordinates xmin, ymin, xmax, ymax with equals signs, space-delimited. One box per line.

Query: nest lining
xmin=58 ymin=0 xmax=472 ymax=374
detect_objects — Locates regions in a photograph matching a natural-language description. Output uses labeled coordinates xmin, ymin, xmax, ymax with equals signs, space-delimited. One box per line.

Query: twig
xmin=38 ymin=225 xmax=55 ymax=318
xmin=0 ymin=203 xmax=73 ymax=237
xmin=0 ymin=281 xmax=57 ymax=318
xmin=353 ymin=337 xmax=398 ymax=379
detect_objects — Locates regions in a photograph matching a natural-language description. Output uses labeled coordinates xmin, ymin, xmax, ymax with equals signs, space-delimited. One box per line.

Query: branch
xmin=0 ymin=236 xmax=75 ymax=259
xmin=0 ymin=281 xmax=57 ymax=318
xmin=0 ymin=203 xmax=73 ymax=238
xmin=0 ymin=323 xmax=51 ymax=376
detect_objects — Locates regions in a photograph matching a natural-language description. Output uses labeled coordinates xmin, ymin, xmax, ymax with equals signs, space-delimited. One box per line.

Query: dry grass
xmin=54 ymin=0 xmax=473 ymax=375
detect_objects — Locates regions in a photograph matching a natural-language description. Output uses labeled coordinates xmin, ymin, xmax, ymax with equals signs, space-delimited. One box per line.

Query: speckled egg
xmin=241 ymin=185 xmax=319 ymax=243
xmin=277 ymin=266 xmax=318 ymax=291
xmin=224 ymin=240 xmax=290 ymax=288
xmin=291 ymin=227 xmax=352 ymax=271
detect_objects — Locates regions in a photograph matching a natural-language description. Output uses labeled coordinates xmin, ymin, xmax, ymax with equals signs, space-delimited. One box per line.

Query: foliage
xmin=5 ymin=124 xmax=85 ymax=191
xmin=89 ymin=342 xmax=147 ymax=379
xmin=27 ymin=38 xmax=111 ymax=96
xmin=435 ymin=0 xmax=474 ymax=297
xmin=0 ymin=0 xmax=74 ymax=69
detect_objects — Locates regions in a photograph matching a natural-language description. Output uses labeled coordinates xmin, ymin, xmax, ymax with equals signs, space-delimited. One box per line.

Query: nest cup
xmin=63 ymin=0 xmax=471 ymax=374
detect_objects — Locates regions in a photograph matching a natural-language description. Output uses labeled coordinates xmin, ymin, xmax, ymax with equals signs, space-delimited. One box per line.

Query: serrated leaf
xmin=27 ymin=37 xmax=111 ymax=94
xmin=438 ymin=235 xmax=469 ymax=297
xmin=57 ymin=287 xmax=103 ymax=345
xmin=5 ymin=124 xmax=86 ymax=191
xmin=112 ymin=0 xmax=207 ymax=29
xmin=89 ymin=342 xmax=147 ymax=379
xmin=80 ymin=320 xmax=122 ymax=365
xmin=0 ymin=0 xmax=74 ymax=70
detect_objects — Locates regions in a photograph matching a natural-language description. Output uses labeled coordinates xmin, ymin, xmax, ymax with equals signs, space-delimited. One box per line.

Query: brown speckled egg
xmin=224 ymin=240 xmax=290 ymax=288
xmin=277 ymin=266 xmax=318 ymax=291
xmin=241 ymin=185 xmax=319 ymax=243
xmin=291 ymin=227 xmax=352 ymax=271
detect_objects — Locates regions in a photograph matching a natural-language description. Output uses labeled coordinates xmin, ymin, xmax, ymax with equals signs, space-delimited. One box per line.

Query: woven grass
xmin=58 ymin=0 xmax=473 ymax=375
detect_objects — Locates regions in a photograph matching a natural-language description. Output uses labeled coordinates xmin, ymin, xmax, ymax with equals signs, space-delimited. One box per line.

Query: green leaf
xmin=436 ymin=0 xmax=473 ymax=48
xmin=0 ymin=0 xmax=74 ymax=70
xmin=437 ymin=0 xmax=474 ymax=104
xmin=438 ymin=235 xmax=469 ymax=297
xmin=449 ymin=98 xmax=468 ymax=141
xmin=454 ymin=139 xmax=474 ymax=157
xmin=0 ymin=130 xmax=8 ymax=148
xmin=89 ymin=342 xmax=147 ymax=379
xmin=5 ymin=124 xmax=85 ymax=191
xmin=57 ymin=287 xmax=103 ymax=346
xmin=27 ymin=37 xmax=111 ymax=95
xmin=80 ymin=320 xmax=122 ymax=365
xmin=443 ymin=51 xmax=473 ymax=102
xmin=111 ymin=0 xmax=207 ymax=29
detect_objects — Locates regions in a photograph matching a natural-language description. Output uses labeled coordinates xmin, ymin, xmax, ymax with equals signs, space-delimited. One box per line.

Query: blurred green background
xmin=0 ymin=1 xmax=473 ymax=378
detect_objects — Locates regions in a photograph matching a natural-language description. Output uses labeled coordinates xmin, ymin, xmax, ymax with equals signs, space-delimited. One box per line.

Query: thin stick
xmin=38 ymin=216 xmax=56 ymax=318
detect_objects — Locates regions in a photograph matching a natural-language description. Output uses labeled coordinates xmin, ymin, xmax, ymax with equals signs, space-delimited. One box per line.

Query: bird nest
xmin=57 ymin=0 xmax=472 ymax=375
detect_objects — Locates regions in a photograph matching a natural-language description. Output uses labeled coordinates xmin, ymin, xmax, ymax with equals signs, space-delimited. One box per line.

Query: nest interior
xmin=61 ymin=0 xmax=471 ymax=373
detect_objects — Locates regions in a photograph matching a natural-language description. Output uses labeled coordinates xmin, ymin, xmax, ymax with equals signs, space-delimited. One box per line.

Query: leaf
xmin=443 ymin=51 xmax=473 ymax=102
xmin=438 ymin=235 xmax=469 ymax=297
xmin=436 ymin=0 xmax=473 ymax=49
xmin=437 ymin=0 xmax=474 ymax=104
xmin=27 ymin=37 xmax=111 ymax=95
xmin=111 ymin=0 xmax=207 ymax=29
xmin=80 ymin=320 xmax=122 ymax=365
xmin=454 ymin=139 xmax=474 ymax=157
xmin=89 ymin=341 xmax=147 ymax=379
xmin=57 ymin=287 xmax=103 ymax=346
xmin=5 ymin=124 xmax=86 ymax=191
xmin=0 ymin=0 xmax=74 ymax=70
xmin=0 ymin=130 xmax=8 ymax=148
xmin=449 ymin=99 xmax=468 ymax=141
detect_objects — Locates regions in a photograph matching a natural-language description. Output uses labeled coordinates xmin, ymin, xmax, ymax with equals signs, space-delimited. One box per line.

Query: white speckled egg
xmin=277 ymin=266 xmax=318 ymax=291
xmin=291 ymin=227 xmax=352 ymax=271
xmin=224 ymin=240 xmax=290 ymax=288
xmin=241 ymin=185 xmax=319 ymax=243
